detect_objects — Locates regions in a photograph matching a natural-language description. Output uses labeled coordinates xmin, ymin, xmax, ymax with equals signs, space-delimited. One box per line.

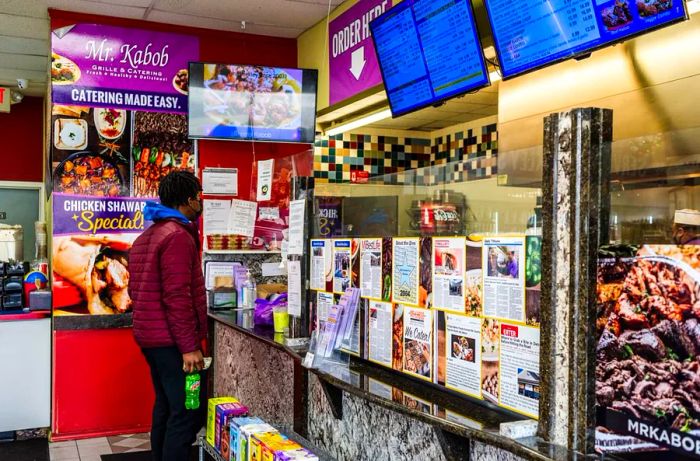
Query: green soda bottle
xmin=185 ymin=373 xmax=201 ymax=410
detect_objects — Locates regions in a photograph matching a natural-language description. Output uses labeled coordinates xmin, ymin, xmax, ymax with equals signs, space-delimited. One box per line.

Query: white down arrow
xmin=350 ymin=46 xmax=366 ymax=80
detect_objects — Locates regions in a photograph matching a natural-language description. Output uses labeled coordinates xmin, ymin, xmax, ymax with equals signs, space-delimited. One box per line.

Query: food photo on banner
xmin=49 ymin=23 xmax=199 ymax=197
xmin=596 ymin=243 xmax=700 ymax=458
xmin=51 ymin=194 xmax=155 ymax=316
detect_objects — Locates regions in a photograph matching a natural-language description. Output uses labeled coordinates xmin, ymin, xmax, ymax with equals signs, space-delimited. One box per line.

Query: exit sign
xmin=0 ymin=87 xmax=10 ymax=113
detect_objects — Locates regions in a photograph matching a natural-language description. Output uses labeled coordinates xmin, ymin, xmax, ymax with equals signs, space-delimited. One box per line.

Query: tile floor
xmin=49 ymin=432 xmax=150 ymax=461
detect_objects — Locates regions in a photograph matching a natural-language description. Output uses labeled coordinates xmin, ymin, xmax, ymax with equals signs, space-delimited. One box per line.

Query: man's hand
xmin=182 ymin=350 xmax=205 ymax=374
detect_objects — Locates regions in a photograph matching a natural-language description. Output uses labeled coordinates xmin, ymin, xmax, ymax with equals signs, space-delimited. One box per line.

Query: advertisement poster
xmin=481 ymin=318 xmax=500 ymax=404
xmin=403 ymin=392 xmax=433 ymax=415
xmin=465 ymin=239 xmax=483 ymax=317
xmin=499 ymin=323 xmax=540 ymax=419
xmin=317 ymin=291 xmax=335 ymax=327
xmin=525 ymin=236 xmax=542 ymax=326
xmin=444 ymin=313 xmax=482 ymax=399
xmin=403 ymin=306 xmax=433 ymax=381
xmin=482 ymin=236 xmax=526 ymax=323
xmin=131 ymin=112 xmax=196 ymax=198
xmin=316 ymin=197 xmax=343 ymax=238
xmin=52 ymin=194 xmax=154 ymax=316
xmin=333 ymin=239 xmax=353 ymax=294
xmin=596 ymin=244 xmax=700 ymax=458
xmin=432 ymin=237 xmax=466 ymax=312
xmin=328 ymin=0 xmax=392 ymax=105
xmin=360 ymin=238 xmax=383 ymax=300
xmin=51 ymin=24 xmax=198 ymax=113
xmin=310 ymin=239 xmax=332 ymax=291
xmin=393 ymin=304 xmax=404 ymax=371
xmin=368 ymin=301 xmax=393 ymax=367
xmin=393 ymin=238 xmax=420 ymax=306
xmin=256 ymin=159 xmax=274 ymax=201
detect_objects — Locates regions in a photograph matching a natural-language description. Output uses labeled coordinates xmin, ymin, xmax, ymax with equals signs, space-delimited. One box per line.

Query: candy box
xmin=275 ymin=448 xmax=320 ymax=461
xmin=259 ymin=434 xmax=302 ymax=461
xmin=207 ymin=397 xmax=239 ymax=446
xmin=238 ymin=423 xmax=277 ymax=461
xmin=229 ymin=417 xmax=264 ymax=461
xmin=217 ymin=402 xmax=249 ymax=455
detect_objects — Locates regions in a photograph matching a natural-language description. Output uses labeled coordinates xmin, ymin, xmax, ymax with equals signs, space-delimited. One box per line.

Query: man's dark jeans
xmin=142 ymin=346 xmax=207 ymax=461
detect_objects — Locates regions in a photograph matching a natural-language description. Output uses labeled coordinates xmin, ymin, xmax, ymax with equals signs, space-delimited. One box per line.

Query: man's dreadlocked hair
xmin=158 ymin=170 xmax=202 ymax=209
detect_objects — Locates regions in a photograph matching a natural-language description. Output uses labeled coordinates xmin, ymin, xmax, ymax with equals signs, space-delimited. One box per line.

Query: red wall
xmin=49 ymin=9 xmax=312 ymax=196
xmin=0 ymin=96 xmax=44 ymax=182
xmin=48 ymin=10 xmax=313 ymax=439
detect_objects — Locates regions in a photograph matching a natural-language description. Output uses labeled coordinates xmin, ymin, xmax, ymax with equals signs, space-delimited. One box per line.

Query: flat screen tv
xmin=370 ymin=0 xmax=490 ymax=118
xmin=485 ymin=0 xmax=688 ymax=79
xmin=188 ymin=63 xmax=318 ymax=143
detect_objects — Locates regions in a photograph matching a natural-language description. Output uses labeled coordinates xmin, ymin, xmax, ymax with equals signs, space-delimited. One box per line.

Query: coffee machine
xmin=1 ymin=261 xmax=28 ymax=311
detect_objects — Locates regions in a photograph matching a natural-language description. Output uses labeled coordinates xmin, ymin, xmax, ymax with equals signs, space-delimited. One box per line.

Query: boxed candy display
xmin=239 ymin=423 xmax=278 ymax=461
xmin=276 ymin=448 xmax=320 ymax=461
xmin=251 ymin=432 xmax=301 ymax=461
xmin=207 ymin=397 xmax=239 ymax=446
xmin=229 ymin=416 xmax=264 ymax=461
xmin=216 ymin=401 xmax=249 ymax=454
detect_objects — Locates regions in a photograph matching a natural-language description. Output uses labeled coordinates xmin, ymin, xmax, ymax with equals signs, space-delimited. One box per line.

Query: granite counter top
xmin=208 ymin=310 xmax=307 ymax=361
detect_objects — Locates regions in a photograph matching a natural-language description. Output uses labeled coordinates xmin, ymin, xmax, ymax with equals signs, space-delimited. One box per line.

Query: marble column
xmin=538 ymin=108 xmax=612 ymax=454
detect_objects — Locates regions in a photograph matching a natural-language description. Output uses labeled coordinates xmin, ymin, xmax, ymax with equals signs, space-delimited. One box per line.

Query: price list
xmin=486 ymin=0 xmax=600 ymax=76
xmin=372 ymin=6 xmax=427 ymax=92
xmin=414 ymin=0 xmax=487 ymax=98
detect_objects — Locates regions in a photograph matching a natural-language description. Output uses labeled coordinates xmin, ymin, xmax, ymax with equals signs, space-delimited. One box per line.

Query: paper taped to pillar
xmin=329 ymin=0 xmax=392 ymax=105
xmin=50 ymin=23 xmax=199 ymax=113
xmin=51 ymin=194 xmax=155 ymax=316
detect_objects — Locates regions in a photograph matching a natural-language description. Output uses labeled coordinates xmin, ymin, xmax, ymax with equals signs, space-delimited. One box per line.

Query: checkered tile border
xmin=313 ymin=123 xmax=498 ymax=185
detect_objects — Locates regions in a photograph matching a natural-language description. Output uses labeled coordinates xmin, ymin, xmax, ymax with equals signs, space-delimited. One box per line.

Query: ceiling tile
xmin=0 ymin=36 xmax=49 ymax=56
xmin=0 ymin=53 xmax=48 ymax=71
xmin=145 ymin=10 xmax=304 ymax=37
xmin=46 ymin=0 xmax=147 ymax=21
xmin=0 ymin=13 xmax=50 ymax=40
xmin=0 ymin=67 xmax=48 ymax=82
xmin=0 ymin=1 xmax=50 ymax=18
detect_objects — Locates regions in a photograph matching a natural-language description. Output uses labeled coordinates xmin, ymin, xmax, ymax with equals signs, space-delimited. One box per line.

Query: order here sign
xmin=329 ymin=0 xmax=391 ymax=106
xmin=0 ymin=87 xmax=10 ymax=113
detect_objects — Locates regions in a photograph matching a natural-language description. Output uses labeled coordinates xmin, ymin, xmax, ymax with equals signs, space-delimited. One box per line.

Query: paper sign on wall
xmin=228 ymin=199 xmax=257 ymax=237
xmin=287 ymin=260 xmax=302 ymax=317
xmin=202 ymin=168 xmax=238 ymax=195
xmin=203 ymin=199 xmax=231 ymax=236
xmin=256 ymin=159 xmax=274 ymax=201
xmin=287 ymin=199 xmax=306 ymax=255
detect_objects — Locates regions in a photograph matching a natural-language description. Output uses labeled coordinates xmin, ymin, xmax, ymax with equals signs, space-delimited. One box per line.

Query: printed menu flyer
xmin=316 ymin=291 xmax=334 ymax=327
xmin=432 ymin=237 xmax=466 ymax=312
xmin=368 ymin=301 xmax=393 ymax=367
xmin=482 ymin=236 xmax=526 ymax=323
xmin=498 ymin=323 xmax=540 ymax=418
xmin=393 ymin=238 xmax=420 ymax=306
xmin=360 ymin=238 xmax=383 ymax=300
xmin=444 ymin=313 xmax=482 ymax=399
xmin=333 ymin=239 xmax=353 ymax=294
xmin=310 ymin=239 xmax=331 ymax=291
xmin=403 ymin=306 xmax=433 ymax=381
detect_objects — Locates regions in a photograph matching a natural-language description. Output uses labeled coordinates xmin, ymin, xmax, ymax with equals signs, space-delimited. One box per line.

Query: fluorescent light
xmin=326 ymin=108 xmax=393 ymax=137
xmin=689 ymin=0 xmax=700 ymax=14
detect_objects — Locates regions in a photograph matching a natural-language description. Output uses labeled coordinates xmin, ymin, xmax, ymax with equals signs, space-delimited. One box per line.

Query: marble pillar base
xmin=213 ymin=322 xmax=296 ymax=427
xmin=308 ymin=374 xmax=449 ymax=461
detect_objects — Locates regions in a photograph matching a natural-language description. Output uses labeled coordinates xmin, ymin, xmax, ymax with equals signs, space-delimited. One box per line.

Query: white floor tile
xmin=49 ymin=440 xmax=76 ymax=449
xmin=76 ymin=437 xmax=109 ymax=448
xmin=78 ymin=444 xmax=112 ymax=457
xmin=48 ymin=444 xmax=79 ymax=460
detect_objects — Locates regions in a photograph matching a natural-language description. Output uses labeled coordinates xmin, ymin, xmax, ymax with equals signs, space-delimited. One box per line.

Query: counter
xmin=209 ymin=312 xmax=615 ymax=461
xmin=0 ymin=311 xmax=51 ymax=432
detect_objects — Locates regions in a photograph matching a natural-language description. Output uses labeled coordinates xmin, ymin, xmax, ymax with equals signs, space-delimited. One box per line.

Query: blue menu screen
xmin=370 ymin=0 xmax=490 ymax=117
xmin=485 ymin=0 xmax=687 ymax=78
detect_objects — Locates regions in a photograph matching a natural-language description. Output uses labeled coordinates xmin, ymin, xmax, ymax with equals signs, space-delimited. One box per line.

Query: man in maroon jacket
xmin=129 ymin=171 xmax=207 ymax=461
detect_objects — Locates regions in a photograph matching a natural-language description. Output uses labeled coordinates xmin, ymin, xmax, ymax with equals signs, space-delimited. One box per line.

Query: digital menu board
xmin=370 ymin=0 xmax=490 ymax=117
xmin=485 ymin=0 xmax=687 ymax=79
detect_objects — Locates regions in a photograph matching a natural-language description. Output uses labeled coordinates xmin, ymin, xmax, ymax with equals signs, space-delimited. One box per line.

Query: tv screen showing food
xmin=484 ymin=0 xmax=688 ymax=79
xmin=188 ymin=63 xmax=318 ymax=143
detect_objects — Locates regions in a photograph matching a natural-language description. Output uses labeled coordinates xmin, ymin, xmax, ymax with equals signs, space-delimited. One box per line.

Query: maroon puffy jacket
xmin=129 ymin=218 xmax=207 ymax=353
